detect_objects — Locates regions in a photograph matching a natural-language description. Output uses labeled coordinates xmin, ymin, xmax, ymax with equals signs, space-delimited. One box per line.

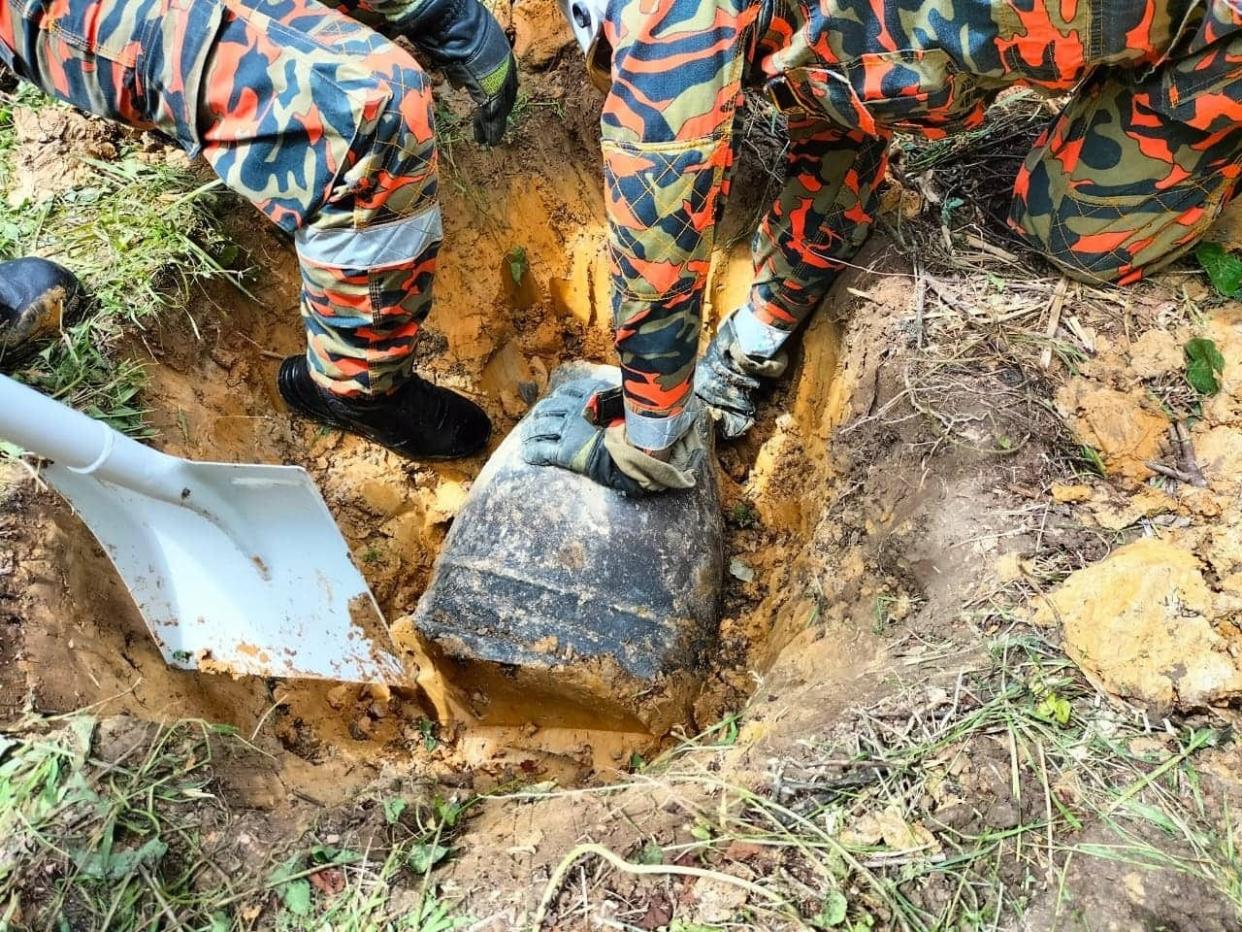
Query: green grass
xmin=0 ymin=90 xmax=244 ymax=435
xmin=527 ymin=632 xmax=1241 ymax=931
xmin=0 ymin=715 xmax=473 ymax=931
xmin=899 ymin=89 xmax=1048 ymax=176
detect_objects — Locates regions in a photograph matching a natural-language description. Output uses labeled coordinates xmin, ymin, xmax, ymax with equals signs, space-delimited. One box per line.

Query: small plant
xmin=1034 ymin=689 xmax=1072 ymax=726
xmin=728 ymin=501 xmax=760 ymax=529
xmin=384 ymin=796 xmax=408 ymax=824
xmin=406 ymin=841 xmax=451 ymax=874
xmin=1196 ymin=241 xmax=1242 ymax=298
xmin=506 ymin=245 xmax=529 ymax=286
xmin=418 ymin=716 xmax=439 ymax=752
xmin=636 ymin=840 xmax=663 ymax=865
xmin=399 ymin=891 xmax=470 ymax=932
xmin=432 ymin=795 xmax=467 ymax=829
xmin=1080 ymin=444 xmax=1107 ymax=476
xmin=812 ymin=890 xmax=850 ymax=928
xmin=1185 ymin=337 xmax=1226 ymax=396
xmin=688 ymin=817 xmax=714 ymax=842
xmin=872 ymin=594 xmax=897 ymax=635
xmin=700 ymin=712 xmax=741 ymax=747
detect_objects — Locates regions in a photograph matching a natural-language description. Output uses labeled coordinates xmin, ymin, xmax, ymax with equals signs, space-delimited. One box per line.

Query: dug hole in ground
xmin=4 ymin=10 xmax=1242 ymax=929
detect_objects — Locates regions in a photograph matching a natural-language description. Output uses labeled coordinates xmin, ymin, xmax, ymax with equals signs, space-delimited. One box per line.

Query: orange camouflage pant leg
xmin=1011 ymin=29 xmax=1242 ymax=284
xmin=0 ymin=0 xmax=441 ymax=398
xmin=746 ymin=117 xmax=889 ymax=343
xmin=199 ymin=0 xmax=441 ymax=396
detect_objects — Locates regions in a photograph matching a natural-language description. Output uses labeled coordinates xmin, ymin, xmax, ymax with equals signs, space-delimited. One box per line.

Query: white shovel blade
xmin=44 ymin=459 xmax=404 ymax=683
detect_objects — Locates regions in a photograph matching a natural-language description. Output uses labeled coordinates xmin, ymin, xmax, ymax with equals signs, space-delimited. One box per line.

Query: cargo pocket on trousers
xmin=20 ymin=0 xmax=145 ymax=105
xmin=1155 ymin=32 xmax=1242 ymax=133
xmin=766 ymin=67 xmax=877 ymax=134
xmin=844 ymin=49 xmax=982 ymax=133
xmin=30 ymin=0 xmax=140 ymax=64
xmin=602 ymin=137 xmax=730 ymax=304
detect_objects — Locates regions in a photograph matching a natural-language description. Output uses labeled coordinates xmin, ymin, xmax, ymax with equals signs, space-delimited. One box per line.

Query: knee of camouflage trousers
xmin=291 ymin=100 xmax=443 ymax=400
xmin=199 ymin=0 xmax=443 ymax=398
xmin=1010 ymin=35 xmax=1242 ymax=286
xmin=0 ymin=0 xmax=443 ymax=399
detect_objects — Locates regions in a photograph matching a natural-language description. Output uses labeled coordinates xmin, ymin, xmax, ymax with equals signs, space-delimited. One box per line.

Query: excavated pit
xmin=0 ymin=60 xmax=852 ymax=795
xmin=10 ymin=21 xmax=1242 ymax=922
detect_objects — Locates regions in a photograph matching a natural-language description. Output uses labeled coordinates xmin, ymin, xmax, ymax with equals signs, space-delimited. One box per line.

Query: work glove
xmin=520 ymin=378 xmax=706 ymax=495
xmin=694 ymin=313 xmax=788 ymax=440
xmin=402 ymin=0 xmax=519 ymax=146
xmin=0 ymin=257 xmax=88 ymax=361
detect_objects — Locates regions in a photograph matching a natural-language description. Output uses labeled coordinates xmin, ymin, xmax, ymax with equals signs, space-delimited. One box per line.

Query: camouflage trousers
xmin=595 ymin=0 xmax=1242 ymax=448
xmin=0 ymin=0 xmax=438 ymax=396
xmin=1011 ymin=46 xmax=1242 ymax=285
xmin=749 ymin=0 xmax=1242 ymax=347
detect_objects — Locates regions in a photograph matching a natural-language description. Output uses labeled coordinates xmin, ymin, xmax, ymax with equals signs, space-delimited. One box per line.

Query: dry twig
xmin=1040 ymin=277 xmax=1069 ymax=370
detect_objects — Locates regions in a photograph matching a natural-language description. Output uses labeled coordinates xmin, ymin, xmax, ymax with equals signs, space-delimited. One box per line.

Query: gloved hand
xmin=694 ymin=314 xmax=788 ymax=440
xmin=0 ymin=257 xmax=88 ymax=360
xmin=401 ymin=0 xmax=519 ymax=146
xmin=520 ymin=378 xmax=705 ymax=495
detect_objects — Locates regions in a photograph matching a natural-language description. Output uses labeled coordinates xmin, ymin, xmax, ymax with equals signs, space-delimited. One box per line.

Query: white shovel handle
xmin=0 ymin=373 xmax=189 ymax=503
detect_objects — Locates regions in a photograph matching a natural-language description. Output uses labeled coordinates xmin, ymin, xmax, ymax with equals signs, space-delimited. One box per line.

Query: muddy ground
xmin=4 ymin=11 xmax=1242 ymax=931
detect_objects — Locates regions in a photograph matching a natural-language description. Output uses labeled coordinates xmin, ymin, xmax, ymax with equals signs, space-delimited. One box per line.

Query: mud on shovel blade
xmin=408 ymin=364 xmax=724 ymax=735
xmin=0 ymin=374 xmax=402 ymax=683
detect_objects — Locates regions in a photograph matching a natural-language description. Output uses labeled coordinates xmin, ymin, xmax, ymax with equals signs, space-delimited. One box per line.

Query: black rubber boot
xmin=0 ymin=258 xmax=91 ymax=360
xmin=277 ymin=355 xmax=491 ymax=460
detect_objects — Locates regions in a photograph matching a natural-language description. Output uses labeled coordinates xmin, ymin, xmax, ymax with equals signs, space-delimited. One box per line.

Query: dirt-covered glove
xmin=0 ymin=257 xmax=88 ymax=360
xmin=520 ymin=379 xmax=705 ymax=495
xmin=401 ymin=0 xmax=518 ymax=146
xmin=694 ymin=314 xmax=788 ymax=440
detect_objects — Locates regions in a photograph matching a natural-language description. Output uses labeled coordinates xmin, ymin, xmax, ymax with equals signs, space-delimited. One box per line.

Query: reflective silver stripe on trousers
xmin=732 ymin=304 xmax=791 ymax=358
xmin=624 ymin=397 xmax=699 ymax=452
xmin=294 ymin=204 xmax=443 ymax=269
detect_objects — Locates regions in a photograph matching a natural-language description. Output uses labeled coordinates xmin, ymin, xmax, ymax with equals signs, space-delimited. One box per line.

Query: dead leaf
xmin=843 ymin=804 xmax=941 ymax=853
xmin=1128 ymin=736 xmax=1173 ymax=760
xmin=840 ymin=812 xmax=883 ymax=847
xmin=635 ymin=897 xmax=673 ymax=930
xmin=309 ymin=867 xmax=345 ymax=897
xmin=875 ymin=805 xmax=934 ymax=851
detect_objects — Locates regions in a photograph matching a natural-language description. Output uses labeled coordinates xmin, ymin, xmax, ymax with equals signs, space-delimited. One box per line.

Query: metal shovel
xmin=0 ymin=373 xmax=404 ymax=683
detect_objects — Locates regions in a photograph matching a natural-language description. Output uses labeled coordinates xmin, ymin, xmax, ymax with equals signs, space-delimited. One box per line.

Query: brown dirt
xmin=7 ymin=106 xmax=123 ymax=206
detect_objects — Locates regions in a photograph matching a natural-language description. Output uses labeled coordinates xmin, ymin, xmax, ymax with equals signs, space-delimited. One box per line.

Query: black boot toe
xmin=277 ymin=355 xmax=491 ymax=461
xmin=0 ymin=257 xmax=90 ymax=359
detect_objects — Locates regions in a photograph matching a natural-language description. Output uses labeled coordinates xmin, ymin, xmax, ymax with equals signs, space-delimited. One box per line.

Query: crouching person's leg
xmin=1010 ymin=35 xmax=1242 ymax=285
xmin=196 ymin=1 xmax=490 ymax=459
xmin=0 ymin=0 xmax=489 ymax=457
